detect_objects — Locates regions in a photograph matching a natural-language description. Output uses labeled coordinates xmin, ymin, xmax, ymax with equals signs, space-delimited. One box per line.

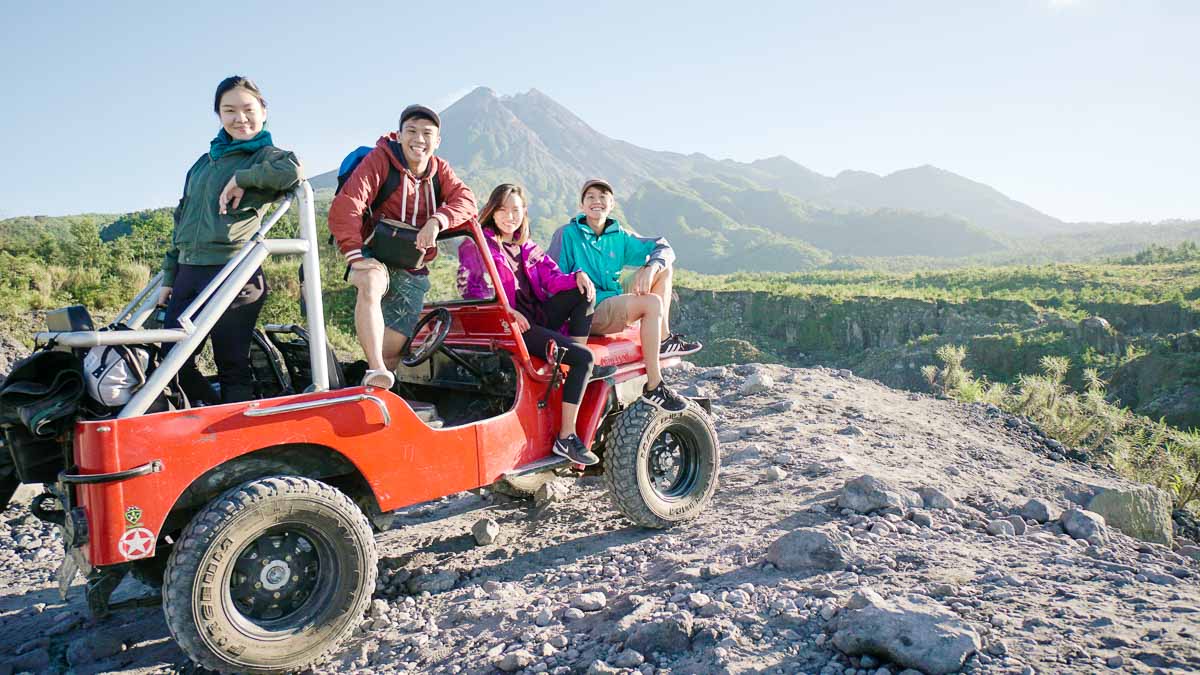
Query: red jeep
xmin=0 ymin=182 xmax=720 ymax=673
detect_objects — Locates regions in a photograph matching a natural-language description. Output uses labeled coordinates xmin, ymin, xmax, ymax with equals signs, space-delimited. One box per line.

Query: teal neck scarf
xmin=209 ymin=127 xmax=273 ymax=160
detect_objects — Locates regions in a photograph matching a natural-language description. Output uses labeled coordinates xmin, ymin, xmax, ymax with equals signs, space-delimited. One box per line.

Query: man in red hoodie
xmin=328 ymin=105 xmax=478 ymax=388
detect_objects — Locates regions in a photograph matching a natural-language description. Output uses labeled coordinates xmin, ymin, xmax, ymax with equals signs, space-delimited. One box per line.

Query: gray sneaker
xmin=553 ymin=434 xmax=600 ymax=466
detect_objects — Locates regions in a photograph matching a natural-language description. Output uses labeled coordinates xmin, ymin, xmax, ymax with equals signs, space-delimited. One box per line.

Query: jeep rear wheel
xmin=163 ymin=476 xmax=376 ymax=674
xmin=604 ymin=400 xmax=720 ymax=528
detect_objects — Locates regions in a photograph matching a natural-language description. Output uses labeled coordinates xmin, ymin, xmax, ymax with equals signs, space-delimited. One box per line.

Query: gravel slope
xmin=1 ymin=362 xmax=1198 ymax=674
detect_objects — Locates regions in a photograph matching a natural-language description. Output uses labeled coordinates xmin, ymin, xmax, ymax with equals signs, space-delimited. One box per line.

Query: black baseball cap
xmin=400 ymin=104 xmax=440 ymax=128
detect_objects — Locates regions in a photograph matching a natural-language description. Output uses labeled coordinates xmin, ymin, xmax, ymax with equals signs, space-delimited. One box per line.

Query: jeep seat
xmin=584 ymin=326 xmax=645 ymax=369
xmin=264 ymin=325 xmax=346 ymax=391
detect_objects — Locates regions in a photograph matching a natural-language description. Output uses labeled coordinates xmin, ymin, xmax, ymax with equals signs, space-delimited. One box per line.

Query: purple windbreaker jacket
xmin=457 ymin=229 xmax=578 ymax=309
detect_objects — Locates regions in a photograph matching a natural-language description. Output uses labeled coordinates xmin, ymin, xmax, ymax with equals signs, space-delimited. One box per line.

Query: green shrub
xmin=931 ymin=343 xmax=1200 ymax=512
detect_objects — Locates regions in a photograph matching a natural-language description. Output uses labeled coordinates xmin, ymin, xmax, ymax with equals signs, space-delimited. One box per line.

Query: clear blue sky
xmin=1 ymin=0 xmax=1197 ymax=223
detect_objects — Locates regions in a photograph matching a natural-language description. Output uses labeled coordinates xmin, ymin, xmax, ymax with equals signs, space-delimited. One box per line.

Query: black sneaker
xmin=660 ymin=333 xmax=702 ymax=357
xmin=590 ymin=364 xmax=617 ymax=381
xmin=641 ymin=382 xmax=688 ymax=412
xmin=553 ymin=434 xmax=600 ymax=466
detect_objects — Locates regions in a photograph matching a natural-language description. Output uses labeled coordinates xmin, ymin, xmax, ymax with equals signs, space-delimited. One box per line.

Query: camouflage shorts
xmin=382 ymin=268 xmax=431 ymax=337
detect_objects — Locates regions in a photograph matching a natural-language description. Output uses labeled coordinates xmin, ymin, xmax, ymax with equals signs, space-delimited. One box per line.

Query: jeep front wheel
xmin=604 ymin=400 xmax=720 ymax=528
xmin=162 ymin=476 xmax=377 ymax=674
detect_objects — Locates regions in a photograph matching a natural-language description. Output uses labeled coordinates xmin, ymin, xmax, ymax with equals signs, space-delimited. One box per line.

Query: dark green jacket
xmin=162 ymin=145 xmax=302 ymax=285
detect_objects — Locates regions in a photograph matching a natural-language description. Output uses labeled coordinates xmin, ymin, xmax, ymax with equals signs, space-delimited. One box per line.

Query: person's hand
xmin=575 ymin=271 xmax=595 ymax=301
xmin=416 ymin=218 xmax=441 ymax=250
xmin=157 ymin=287 xmax=172 ymax=306
xmin=218 ymin=175 xmax=245 ymax=215
xmin=632 ymin=263 xmax=659 ymax=295
xmin=508 ymin=309 xmax=530 ymax=332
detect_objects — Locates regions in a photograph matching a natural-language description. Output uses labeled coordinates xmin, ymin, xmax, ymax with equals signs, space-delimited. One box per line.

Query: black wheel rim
xmin=647 ymin=425 xmax=700 ymax=500
xmin=228 ymin=525 xmax=329 ymax=626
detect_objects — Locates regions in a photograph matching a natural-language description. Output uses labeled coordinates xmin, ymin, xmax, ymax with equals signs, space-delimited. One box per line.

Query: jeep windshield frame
xmin=424 ymin=221 xmax=554 ymax=384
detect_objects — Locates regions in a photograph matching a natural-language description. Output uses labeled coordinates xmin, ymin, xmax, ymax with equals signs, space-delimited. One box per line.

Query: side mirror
xmin=545 ymin=341 xmax=560 ymax=365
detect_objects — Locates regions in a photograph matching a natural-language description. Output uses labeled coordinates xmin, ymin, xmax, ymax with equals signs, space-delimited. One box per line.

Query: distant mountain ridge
xmin=312 ymin=87 xmax=1065 ymax=271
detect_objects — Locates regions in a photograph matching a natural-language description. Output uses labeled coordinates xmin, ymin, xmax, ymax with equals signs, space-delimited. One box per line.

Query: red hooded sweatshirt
xmin=328 ymin=133 xmax=477 ymax=266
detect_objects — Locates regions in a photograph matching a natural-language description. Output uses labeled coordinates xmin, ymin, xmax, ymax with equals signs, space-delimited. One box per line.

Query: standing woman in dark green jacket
xmin=158 ymin=75 xmax=302 ymax=404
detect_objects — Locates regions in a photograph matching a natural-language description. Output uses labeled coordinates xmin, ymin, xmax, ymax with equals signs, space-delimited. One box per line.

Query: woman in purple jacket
xmin=458 ymin=184 xmax=604 ymax=465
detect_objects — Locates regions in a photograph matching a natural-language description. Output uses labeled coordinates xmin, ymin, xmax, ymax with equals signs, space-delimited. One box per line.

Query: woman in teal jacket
xmin=158 ymin=75 xmax=302 ymax=404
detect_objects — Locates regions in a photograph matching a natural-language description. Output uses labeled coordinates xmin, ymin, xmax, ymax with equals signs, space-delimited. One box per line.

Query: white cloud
xmin=1047 ymin=0 xmax=1083 ymax=8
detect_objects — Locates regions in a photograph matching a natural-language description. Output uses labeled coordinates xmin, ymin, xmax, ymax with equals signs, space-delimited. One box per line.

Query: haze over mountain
xmin=312 ymin=87 xmax=1068 ymax=272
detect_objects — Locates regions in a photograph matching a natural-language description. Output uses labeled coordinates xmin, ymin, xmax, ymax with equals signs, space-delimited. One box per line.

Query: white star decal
xmin=118 ymin=527 xmax=155 ymax=560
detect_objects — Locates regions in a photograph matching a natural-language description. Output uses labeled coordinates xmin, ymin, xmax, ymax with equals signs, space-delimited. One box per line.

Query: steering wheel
xmin=400 ymin=308 xmax=452 ymax=367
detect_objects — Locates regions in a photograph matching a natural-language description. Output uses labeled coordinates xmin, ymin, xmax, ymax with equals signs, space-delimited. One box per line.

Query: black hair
xmin=213 ymin=76 xmax=267 ymax=113
xmin=478 ymin=184 xmax=531 ymax=245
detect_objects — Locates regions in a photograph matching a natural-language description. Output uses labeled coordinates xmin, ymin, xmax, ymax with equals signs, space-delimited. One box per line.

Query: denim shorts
xmin=382 ymin=269 xmax=431 ymax=336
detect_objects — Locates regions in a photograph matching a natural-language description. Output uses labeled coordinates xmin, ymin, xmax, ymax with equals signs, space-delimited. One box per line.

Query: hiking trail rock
xmin=472 ymin=517 xmax=501 ymax=545
xmin=1021 ymin=497 xmax=1058 ymax=523
xmin=497 ymin=649 xmax=534 ymax=672
xmin=405 ymin=569 xmax=459 ymax=595
xmin=535 ymin=478 xmax=571 ymax=505
xmin=832 ymin=588 xmax=982 ymax=675
xmin=1061 ymin=507 xmax=1109 ymax=543
xmin=1086 ymin=485 xmax=1174 ymax=546
xmin=766 ymin=527 xmax=856 ymax=572
xmin=838 ymin=474 xmax=923 ymax=513
xmin=764 ymin=466 xmax=788 ymax=482
xmin=916 ymin=486 xmax=957 ymax=510
xmin=572 ymin=591 xmax=607 ymax=612
xmin=739 ymin=372 xmax=775 ymax=395
xmin=624 ymin=613 xmax=694 ymax=655
xmin=986 ymin=519 xmax=1016 ymax=536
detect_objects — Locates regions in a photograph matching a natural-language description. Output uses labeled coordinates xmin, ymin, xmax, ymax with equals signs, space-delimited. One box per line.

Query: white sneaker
xmin=362 ymin=369 xmax=395 ymax=389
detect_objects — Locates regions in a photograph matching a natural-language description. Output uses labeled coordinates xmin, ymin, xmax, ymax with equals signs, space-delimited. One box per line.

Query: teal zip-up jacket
xmin=547 ymin=215 xmax=675 ymax=306
xmin=162 ymin=144 xmax=302 ymax=285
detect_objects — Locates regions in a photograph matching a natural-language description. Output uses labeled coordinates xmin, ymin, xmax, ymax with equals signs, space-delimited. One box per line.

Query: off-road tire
xmin=603 ymin=399 xmax=720 ymax=528
xmin=162 ymin=476 xmax=376 ymax=674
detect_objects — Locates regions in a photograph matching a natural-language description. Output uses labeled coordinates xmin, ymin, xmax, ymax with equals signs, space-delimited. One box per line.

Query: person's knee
xmin=639 ymin=293 xmax=663 ymax=317
xmin=352 ymin=269 xmax=388 ymax=301
xmin=566 ymin=343 xmax=594 ymax=369
xmin=575 ymin=344 xmax=594 ymax=365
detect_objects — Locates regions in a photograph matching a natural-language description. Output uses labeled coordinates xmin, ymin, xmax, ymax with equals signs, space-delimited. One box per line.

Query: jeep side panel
xmin=73 ymin=388 xmax=478 ymax=567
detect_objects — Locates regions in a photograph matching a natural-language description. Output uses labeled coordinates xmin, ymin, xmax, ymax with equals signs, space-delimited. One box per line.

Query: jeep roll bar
xmin=33 ymin=181 xmax=330 ymax=417
xmin=460 ymin=220 xmax=554 ymax=382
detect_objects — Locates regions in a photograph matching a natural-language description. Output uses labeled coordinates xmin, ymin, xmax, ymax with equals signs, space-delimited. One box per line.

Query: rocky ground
xmin=0 ymin=331 xmax=28 ymax=378
xmin=2 ymin=363 xmax=1200 ymax=674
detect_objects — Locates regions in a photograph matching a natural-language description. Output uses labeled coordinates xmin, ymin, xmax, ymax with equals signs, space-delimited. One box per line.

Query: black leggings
xmin=522 ymin=288 xmax=595 ymax=405
xmin=162 ymin=264 xmax=268 ymax=404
